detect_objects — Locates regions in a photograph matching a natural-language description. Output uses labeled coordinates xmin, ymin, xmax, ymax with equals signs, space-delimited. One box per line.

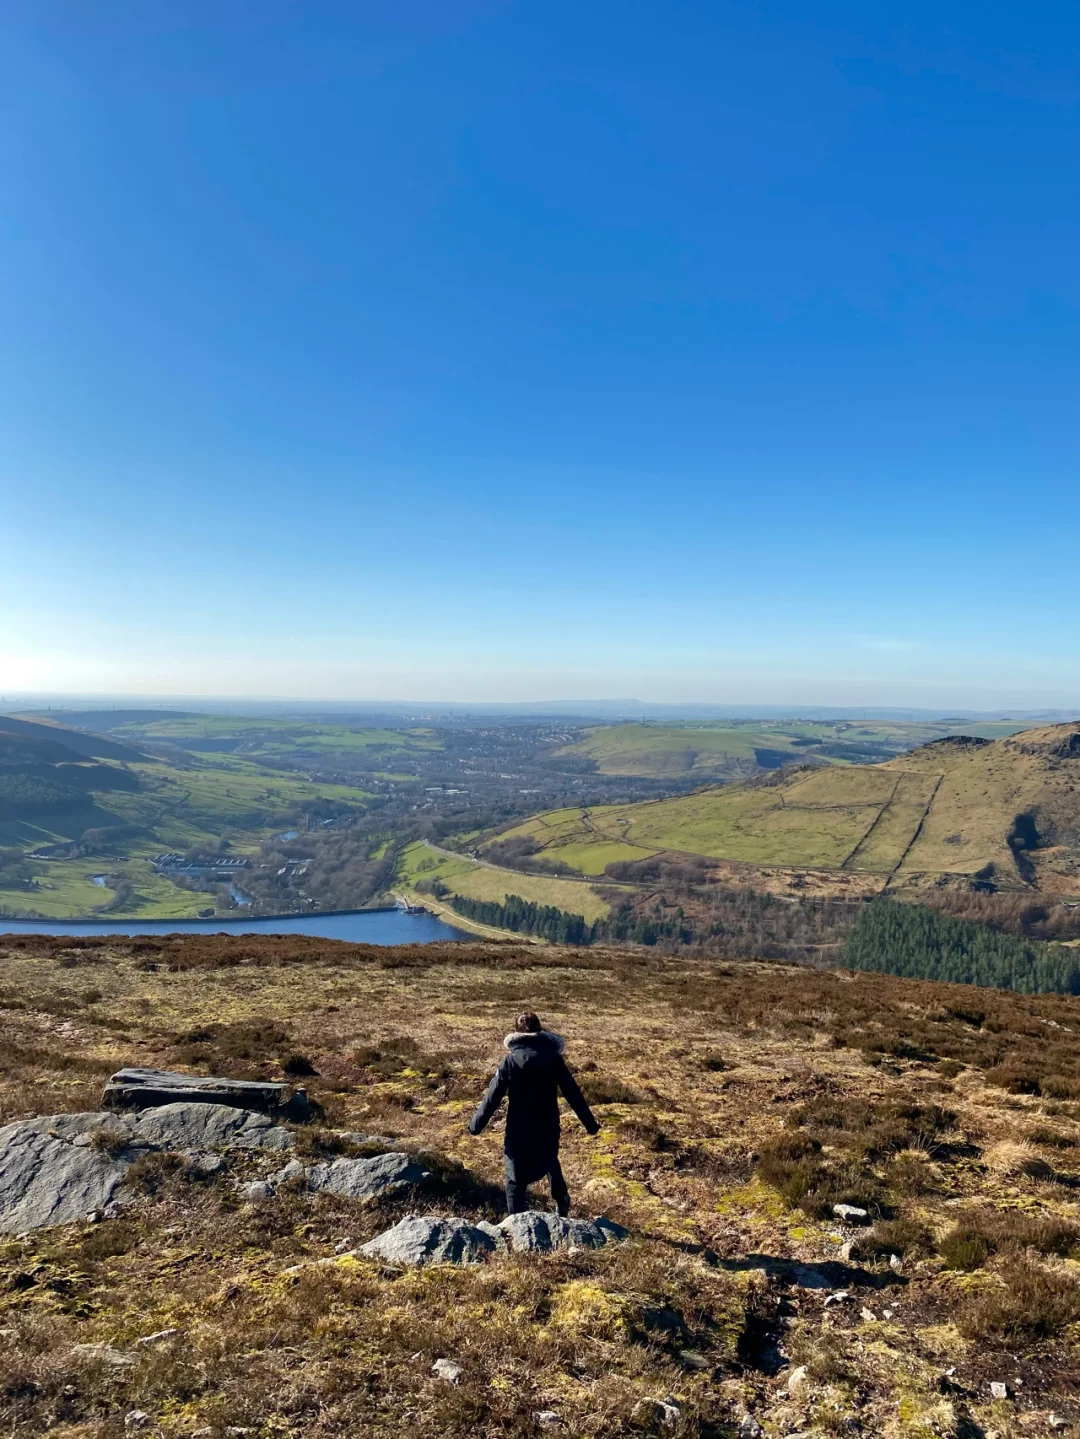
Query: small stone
xmin=832 ymin=1204 xmax=869 ymax=1223
xmin=135 ymin=1328 xmax=178 ymax=1347
xmin=888 ymin=1253 xmax=902 ymax=1273
xmin=882 ymin=1308 xmax=895 ymax=1320
xmin=432 ymin=1358 xmax=463 ymax=1384
xmin=1048 ymin=1416 xmax=1067 ymax=1431
xmin=839 ymin=1240 xmax=855 ymax=1261
xmin=678 ymin=1348 xmax=709 ymax=1370
xmin=860 ymin=1307 xmax=877 ymax=1323
xmin=103 ymin=1204 xmax=120 ymax=1219
xmin=224 ymin=1429 xmax=252 ymax=1437
xmin=738 ymin=1414 xmax=764 ymax=1439
xmin=535 ymin=1413 xmax=562 ymax=1426
xmin=334 ymin=1237 xmax=354 ymax=1253
xmin=990 ymin=1382 xmax=1009 ymax=1400
xmin=237 ymin=1180 xmax=276 ymax=1202
xmin=786 ymin=1364 xmax=810 ymax=1395
xmin=85 ymin=1209 xmax=104 ymax=1224
xmin=631 ymin=1397 xmax=681 ymax=1429
xmin=824 ymin=1290 xmax=850 ymax=1306
xmin=790 ymin=1265 xmax=832 ymax=1289
xmin=124 ymin=1413 xmax=150 ymax=1430
xmin=183 ymin=1151 xmax=227 ymax=1176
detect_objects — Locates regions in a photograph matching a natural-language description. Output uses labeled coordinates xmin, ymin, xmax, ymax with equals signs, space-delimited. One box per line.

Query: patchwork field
xmin=484 ymin=724 xmax=1080 ymax=894
xmin=30 ymin=711 xmax=443 ymax=758
xmin=397 ymin=840 xmax=612 ymax=923
xmin=2 ymin=932 xmax=1079 ymax=1437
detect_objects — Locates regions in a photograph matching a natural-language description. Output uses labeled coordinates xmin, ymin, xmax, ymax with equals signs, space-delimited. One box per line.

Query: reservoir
xmin=0 ymin=909 xmax=470 ymax=944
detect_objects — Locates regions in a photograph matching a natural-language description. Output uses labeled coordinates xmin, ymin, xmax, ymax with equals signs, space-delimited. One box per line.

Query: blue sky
xmin=2 ymin=1 xmax=1078 ymax=707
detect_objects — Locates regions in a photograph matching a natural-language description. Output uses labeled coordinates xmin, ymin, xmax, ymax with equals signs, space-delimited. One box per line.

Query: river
xmin=0 ymin=909 xmax=470 ymax=944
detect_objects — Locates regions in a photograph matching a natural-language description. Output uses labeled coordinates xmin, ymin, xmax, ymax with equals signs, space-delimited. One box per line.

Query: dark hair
xmin=516 ymin=1011 xmax=542 ymax=1034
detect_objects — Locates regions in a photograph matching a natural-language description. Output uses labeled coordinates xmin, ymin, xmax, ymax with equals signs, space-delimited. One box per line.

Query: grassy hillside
xmin=0 ymin=721 xmax=374 ymax=920
xmin=397 ymin=839 xmax=612 ymax=923
xmin=554 ymin=718 xmax=1038 ymax=779
xmin=3 ymin=932 xmax=1080 ymax=1437
xmin=487 ymin=722 xmax=1080 ymax=894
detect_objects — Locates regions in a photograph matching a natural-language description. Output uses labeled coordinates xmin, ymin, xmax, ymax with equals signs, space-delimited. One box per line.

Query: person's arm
xmin=468 ymin=1059 xmax=509 ymax=1135
xmin=556 ymin=1057 xmax=600 ymax=1135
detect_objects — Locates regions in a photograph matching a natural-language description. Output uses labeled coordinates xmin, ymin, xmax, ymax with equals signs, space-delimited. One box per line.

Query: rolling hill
xmin=0 ymin=716 xmax=373 ymax=920
xmin=484 ymin=722 xmax=1080 ymax=893
xmin=551 ymin=717 xmax=1038 ymax=779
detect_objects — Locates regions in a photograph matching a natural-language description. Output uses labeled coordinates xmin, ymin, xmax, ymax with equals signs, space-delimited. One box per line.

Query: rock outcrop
xmin=0 ymin=1102 xmax=297 ymax=1233
xmin=360 ymin=1215 xmax=501 ymax=1266
xmin=0 ymin=1113 xmax=134 ymax=1234
xmin=354 ymin=1210 xmax=629 ymax=1267
xmin=499 ymin=1211 xmax=627 ymax=1253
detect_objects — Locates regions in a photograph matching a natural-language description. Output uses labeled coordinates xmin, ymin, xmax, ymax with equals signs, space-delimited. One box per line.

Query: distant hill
xmin=21 ymin=709 xmax=198 ymax=731
xmin=552 ymin=718 xmax=1038 ymax=780
xmin=489 ymin=722 xmax=1080 ymax=893
xmin=0 ymin=714 xmax=145 ymax=761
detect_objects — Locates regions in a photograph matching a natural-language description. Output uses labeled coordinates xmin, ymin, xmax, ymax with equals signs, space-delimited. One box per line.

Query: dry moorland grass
xmin=1 ymin=933 xmax=1080 ymax=1438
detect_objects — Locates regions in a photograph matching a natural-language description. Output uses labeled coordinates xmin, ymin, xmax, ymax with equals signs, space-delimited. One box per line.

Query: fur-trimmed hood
xmin=504 ymin=1030 xmax=564 ymax=1054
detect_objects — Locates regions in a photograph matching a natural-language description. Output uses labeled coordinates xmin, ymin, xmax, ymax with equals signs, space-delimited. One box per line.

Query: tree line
xmin=448 ymin=893 xmax=593 ymax=944
xmin=841 ymin=899 xmax=1080 ymax=995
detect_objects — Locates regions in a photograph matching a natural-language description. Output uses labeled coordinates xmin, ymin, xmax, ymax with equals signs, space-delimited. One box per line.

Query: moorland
xmin=2 ymin=931 xmax=1080 ymax=1437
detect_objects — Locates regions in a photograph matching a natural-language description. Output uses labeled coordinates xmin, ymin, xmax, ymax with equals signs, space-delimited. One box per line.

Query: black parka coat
xmin=468 ymin=1031 xmax=599 ymax=1185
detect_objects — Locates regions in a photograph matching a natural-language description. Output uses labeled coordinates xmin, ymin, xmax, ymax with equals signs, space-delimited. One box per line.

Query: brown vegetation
xmin=1 ymin=932 xmax=1079 ymax=1436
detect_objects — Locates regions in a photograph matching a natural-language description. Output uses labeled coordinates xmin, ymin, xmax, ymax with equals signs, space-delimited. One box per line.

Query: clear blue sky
xmin=2 ymin=1 xmax=1078 ymax=707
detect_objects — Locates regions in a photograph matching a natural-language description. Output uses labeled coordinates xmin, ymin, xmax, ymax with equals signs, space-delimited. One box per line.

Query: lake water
xmin=0 ymin=909 xmax=470 ymax=944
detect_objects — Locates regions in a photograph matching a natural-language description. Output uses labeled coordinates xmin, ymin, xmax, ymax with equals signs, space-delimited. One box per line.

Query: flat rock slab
xmin=102 ymin=1068 xmax=308 ymax=1119
xmin=360 ymin=1215 xmax=499 ymax=1266
xmin=356 ymin=1210 xmax=630 ymax=1266
xmin=0 ymin=1113 xmax=133 ymax=1234
xmin=133 ymin=1103 xmax=293 ymax=1152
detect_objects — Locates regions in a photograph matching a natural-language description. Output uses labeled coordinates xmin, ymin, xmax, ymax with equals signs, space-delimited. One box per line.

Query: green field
xmin=485 ymin=764 xmax=939 ymax=874
xmin=396 ymin=841 xmax=612 ymax=923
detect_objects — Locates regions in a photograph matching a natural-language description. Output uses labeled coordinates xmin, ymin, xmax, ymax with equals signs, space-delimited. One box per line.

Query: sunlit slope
xmin=553 ymin=724 xmax=804 ymax=777
xmin=552 ymin=718 xmax=1041 ymax=779
xmin=489 ymin=724 xmax=1080 ymax=890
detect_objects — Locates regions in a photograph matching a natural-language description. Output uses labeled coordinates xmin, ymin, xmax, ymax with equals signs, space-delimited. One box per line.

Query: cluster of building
xmin=151 ymin=853 xmax=252 ymax=875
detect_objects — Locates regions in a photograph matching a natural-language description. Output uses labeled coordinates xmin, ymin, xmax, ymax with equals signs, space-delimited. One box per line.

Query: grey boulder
xmin=306 ymin=1151 xmax=432 ymax=1199
xmin=0 ymin=1113 xmax=134 ymax=1235
xmin=500 ymin=1211 xmax=615 ymax=1253
xmin=356 ymin=1210 xmax=630 ymax=1266
xmin=360 ymin=1215 xmax=499 ymax=1266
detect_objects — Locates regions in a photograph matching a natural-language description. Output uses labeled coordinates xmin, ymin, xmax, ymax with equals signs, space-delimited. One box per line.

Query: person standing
xmin=468 ymin=1011 xmax=599 ymax=1215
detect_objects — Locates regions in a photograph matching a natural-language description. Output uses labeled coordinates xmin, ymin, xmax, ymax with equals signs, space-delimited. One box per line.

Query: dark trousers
xmin=504 ymin=1154 xmax=570 ymax=1216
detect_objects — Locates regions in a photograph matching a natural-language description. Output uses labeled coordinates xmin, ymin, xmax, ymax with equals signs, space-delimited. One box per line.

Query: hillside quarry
xmin=1 ymin=932 xmax=1079 ymax=1437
